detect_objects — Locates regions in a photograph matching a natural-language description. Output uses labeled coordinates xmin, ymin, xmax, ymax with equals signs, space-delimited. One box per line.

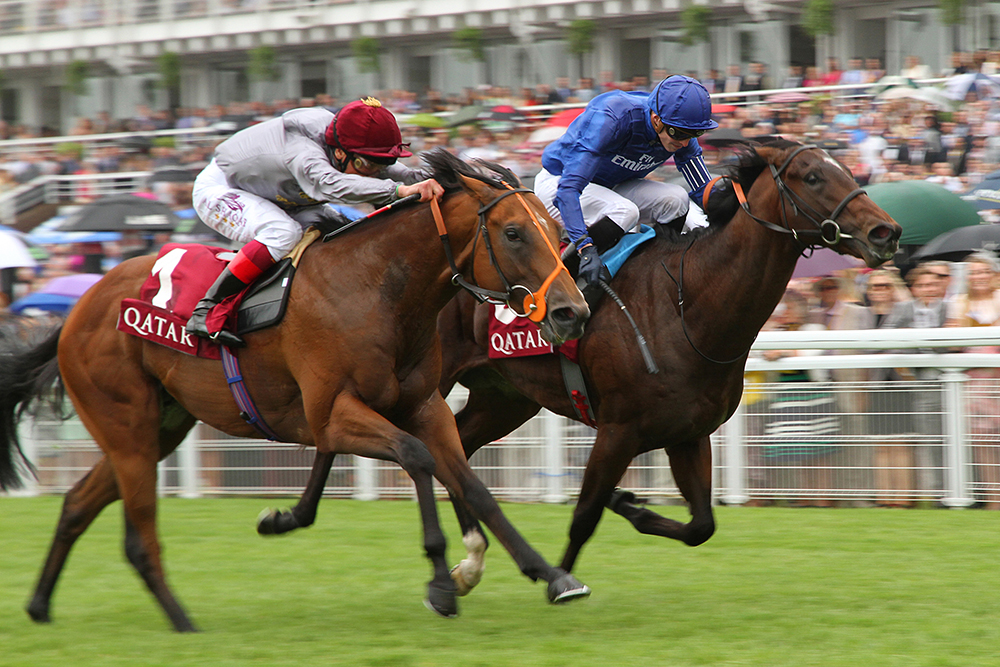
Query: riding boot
xmin=587 ymin=216 xmax=626 ymax=254
xmin=185 ymin=266 xmax=250 ymax=348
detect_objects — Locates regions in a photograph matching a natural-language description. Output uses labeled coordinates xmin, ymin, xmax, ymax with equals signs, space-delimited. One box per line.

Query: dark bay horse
xmin=0 ymin=150 xmax=591 ymax=632
xmin=266 ymin=139 xmax=902 ymax=588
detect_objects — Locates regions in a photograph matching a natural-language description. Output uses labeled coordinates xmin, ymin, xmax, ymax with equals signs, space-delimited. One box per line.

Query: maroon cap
xmin=324 ymin=97 xmax=412 ymax=160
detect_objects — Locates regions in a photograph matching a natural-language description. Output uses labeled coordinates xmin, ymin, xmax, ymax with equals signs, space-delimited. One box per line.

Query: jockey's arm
xmin=290 ymin=140 xmax=399 ymax=207
xmin=672 ymin=138 xmax=713 ymax=207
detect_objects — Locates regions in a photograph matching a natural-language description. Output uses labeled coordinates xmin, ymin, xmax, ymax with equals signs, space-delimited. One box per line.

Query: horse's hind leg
xmin=609 ymin=436 xmax=716 ymax=546
xmin=26 ymin=456 xmax=120 ymax=624
xmin=257 ymin=452 xmax=336 ymax=536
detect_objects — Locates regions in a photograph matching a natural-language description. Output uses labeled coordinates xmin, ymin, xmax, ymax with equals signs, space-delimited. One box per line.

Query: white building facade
xmin=1 ymin=0 xmax=999 ymax=132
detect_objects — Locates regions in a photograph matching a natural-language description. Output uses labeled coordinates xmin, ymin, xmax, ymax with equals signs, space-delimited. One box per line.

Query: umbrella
xmin=8 ymin=293 xmax=77 ymax=315
xmin=765 ymin=92 xmax=810 ymax=104
xmin=445 ymin=105 xmax=486 ymax=127
xmin=865 ymin=180 xmax=982 ymax=245
xmin=943 ymin=72 xmax=1000 ymax=101
xmin=711 ymin=103 xmax=737 ymax=114
xmin=874 ymin=86 xmax=955 ymax=109
xmin=36 ymin=273 xmax=103 ymax=298
xmin=148 ymin=166 xmax=201 ymax=183
xmin=401 ymin=113 xmax=446 ymax=129
xmin=909 ymin=224 xmax=1000 ymax=262
xmin=8 ymin=273 xmax=104 ymax=314
xmin=0 ymin=229 xmax=37 ymax=269
xmin=27 ymin=216 xmax=121 ymax=245
xmin=868 ymin=75 xmax=920 ymax=97
xmin=58 ymin=194 xmax=181 ymax=232
xmin=547 ymin=108 xmax=585 ymax=127
xmin=483 ymin=105 xmax=524 ymax=122
xmin=527 ymin=126 xmax=567 ymax=145
xmin=792 ymin=248 xmax=863 ymax=279
xmin=960 ymin=175 xmax=1000 ymax=210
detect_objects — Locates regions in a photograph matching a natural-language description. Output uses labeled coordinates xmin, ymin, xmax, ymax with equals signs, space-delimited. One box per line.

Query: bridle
xmin=430 ymin=183 xmax=567 ymax=324
xmin=703 ymin=144 xmax=868 ymax=249
xmin=672 ymin=144 xmax=869 ymax=365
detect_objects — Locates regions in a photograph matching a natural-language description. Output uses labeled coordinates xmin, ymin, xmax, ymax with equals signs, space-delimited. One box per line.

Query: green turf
xmin=1 ymin=497 xmax=997 ymax=666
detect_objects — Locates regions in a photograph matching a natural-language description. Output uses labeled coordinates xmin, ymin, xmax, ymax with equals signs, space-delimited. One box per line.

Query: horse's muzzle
xmin=539 ymin=300 xmax=590 ymax=345
xmin=865 ymin=221 xmax=902 ymax=263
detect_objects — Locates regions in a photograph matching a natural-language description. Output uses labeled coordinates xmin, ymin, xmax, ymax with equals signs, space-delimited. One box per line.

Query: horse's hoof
xmin=547 ymin=570 xmax=591 ymax=604
xmin=26 ymin=601 xmax=50 ymax=624
xmin=257 ymin=508 xmax=300 ymax=536
xmin=256 ymin=508 xmax=280 ymax=535
xmin=424 ymin=583 xmax=458 ymax=618
xmin=607 ymin=488 xmax=637 ymax=513
xmin=450 ymin=561 xmax=483 ymax=597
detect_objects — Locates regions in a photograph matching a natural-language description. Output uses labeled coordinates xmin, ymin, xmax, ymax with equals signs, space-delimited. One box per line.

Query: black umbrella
xmin=909 ymin=223 xmax=1000 ymax=262
xmin=960 ymin=174 xmax=1000 ymax=210
xmin=58 ymin=194 xmax=181 ymax=232
xmin=148 ymin=166 xmax=202 ymax=183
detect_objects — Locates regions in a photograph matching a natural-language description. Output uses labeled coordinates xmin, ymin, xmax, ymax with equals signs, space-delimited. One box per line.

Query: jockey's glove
xmin=578 ymin=244 xmax=603 ymax=287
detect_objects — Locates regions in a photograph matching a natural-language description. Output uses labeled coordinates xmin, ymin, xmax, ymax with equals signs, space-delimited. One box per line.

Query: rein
xmin=702 ymin=144 xmax=868 ymax=250
xmin=430 ymin=184 xmax=567 ymax=324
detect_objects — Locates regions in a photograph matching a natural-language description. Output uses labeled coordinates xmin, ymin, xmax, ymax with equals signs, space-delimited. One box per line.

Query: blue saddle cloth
xmin=600 ymin=225 xmax=657 ymax=277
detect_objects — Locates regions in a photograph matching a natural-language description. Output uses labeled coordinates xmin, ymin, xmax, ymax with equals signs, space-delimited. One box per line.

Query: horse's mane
xmin=704 ymin=137 xmax=802 ymax=227
xmin=421 ymin=148 xmax=521 ymax=191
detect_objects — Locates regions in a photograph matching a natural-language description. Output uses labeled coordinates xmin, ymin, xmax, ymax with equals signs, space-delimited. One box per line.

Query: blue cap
xmin=648 ymin=75 xmax=719 ymax=131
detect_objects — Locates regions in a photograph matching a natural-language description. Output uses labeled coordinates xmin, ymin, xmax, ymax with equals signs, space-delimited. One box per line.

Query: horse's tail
xmin=0 ymin=326 xmax=65 ymax=491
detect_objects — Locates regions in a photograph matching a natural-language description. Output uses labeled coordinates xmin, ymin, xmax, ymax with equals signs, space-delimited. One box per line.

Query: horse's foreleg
xmin=559 ymin=428 xmax=636 ymax=572
xmin=610 ymin=436 xmax=716 ymax=547
xmin=446 ymin=491 xmax=488 ymax=596
xmin=321 ymin=394 xmax=456 ymax=617
xmin=419 ymin=394 xmax=590 ymax=605
xmin=257 ymin=452 xmax=335 ymax=536
xmin=26 ymin=456 xmax=120 ymax=624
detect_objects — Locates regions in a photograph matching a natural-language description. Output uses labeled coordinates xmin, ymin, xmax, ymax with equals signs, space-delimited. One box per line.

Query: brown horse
xmin=263 ymin=139 xmax=902 ymax=587
xmin=0 ymin=150 xmax=591 ymax=632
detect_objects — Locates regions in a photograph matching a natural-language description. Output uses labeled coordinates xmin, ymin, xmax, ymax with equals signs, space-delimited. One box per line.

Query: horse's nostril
xmin=869 ymin=224 xmax=900 ymax=245
xmin=551 ymin=307 xmax=577 ymax=324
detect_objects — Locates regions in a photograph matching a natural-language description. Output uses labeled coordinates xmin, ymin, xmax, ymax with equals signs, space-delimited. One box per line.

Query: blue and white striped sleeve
xmin=674 ymin=139 xmax=713 ymax=207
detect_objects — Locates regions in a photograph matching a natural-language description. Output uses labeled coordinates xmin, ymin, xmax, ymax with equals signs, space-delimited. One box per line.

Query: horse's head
xmin=425 ymin=149 xmax=589 ymax=344
xmin=748 ymin=140 xmax=902 ymax=266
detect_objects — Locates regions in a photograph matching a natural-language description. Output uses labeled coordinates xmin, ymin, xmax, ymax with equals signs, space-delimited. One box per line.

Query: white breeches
xmin=193 ymin=159 xmax=304 ymax=261
xmin=533 ymin=168 xmax=693 ymax=234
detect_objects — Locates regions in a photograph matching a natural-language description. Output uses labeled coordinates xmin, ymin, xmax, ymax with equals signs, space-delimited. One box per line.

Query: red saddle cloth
xmin=117 ymin=243 xmax=244 ymax=360
xmin=487 ymin=304 xmax=579 ymax=363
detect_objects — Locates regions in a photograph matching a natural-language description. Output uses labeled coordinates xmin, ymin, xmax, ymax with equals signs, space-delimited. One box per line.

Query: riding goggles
xmin=351 ymin=154 xmax=392 ymax=175
xmin=664 ymin=125 xmax=708 ymax=140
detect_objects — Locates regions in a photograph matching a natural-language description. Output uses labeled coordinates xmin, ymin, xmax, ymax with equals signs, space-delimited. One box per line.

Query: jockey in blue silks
xmin=534 ymin=75 xmax=718 ymax=287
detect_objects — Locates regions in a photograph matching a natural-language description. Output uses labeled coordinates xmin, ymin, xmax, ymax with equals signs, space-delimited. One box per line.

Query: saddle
xmin=117 ymin=229 xmax=320 ymax=359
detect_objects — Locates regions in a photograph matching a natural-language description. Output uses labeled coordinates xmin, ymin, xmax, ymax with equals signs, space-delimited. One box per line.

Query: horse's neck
xmin=651 ymin=209 xmax=801 ymax=349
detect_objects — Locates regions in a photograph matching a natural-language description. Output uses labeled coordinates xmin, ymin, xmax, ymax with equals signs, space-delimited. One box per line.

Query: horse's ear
xmin=456 ymin=173 xmax=497 ymax=205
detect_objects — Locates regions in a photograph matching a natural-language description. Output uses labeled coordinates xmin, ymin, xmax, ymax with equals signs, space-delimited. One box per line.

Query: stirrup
xmin=208 ymin=329 xmax=246 ymax=348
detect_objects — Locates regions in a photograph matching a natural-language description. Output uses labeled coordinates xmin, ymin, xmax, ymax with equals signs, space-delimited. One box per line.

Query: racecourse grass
xmin=1 ymin=498 xmax=998 ymax=667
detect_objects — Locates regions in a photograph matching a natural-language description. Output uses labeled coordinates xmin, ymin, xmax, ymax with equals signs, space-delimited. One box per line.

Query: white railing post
xmin=177 ymin=427 xmax=201 ymax=499
xmin=941 ymin=370 xmax=975 ymax=508
xmin=12 ymin=416 xmax=39 ymax=497
xmin=353 ymin=455 xmax=378 ymax=501
xmin=542 ymin=410 xmax=568 ymax=503
xmin=721 ymin=400 xmax=749 ymax=505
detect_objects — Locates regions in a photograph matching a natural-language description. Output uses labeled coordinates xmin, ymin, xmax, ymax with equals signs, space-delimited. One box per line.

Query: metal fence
xmin=9 ymin=328 xmax=1000 ymax=509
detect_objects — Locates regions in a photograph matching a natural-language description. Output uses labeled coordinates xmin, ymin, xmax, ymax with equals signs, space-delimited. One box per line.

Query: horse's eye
xmin=804 ymin=173 xmax=821 ymax=186
xmin=504 ymin=227 xmax=523 ymax=242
